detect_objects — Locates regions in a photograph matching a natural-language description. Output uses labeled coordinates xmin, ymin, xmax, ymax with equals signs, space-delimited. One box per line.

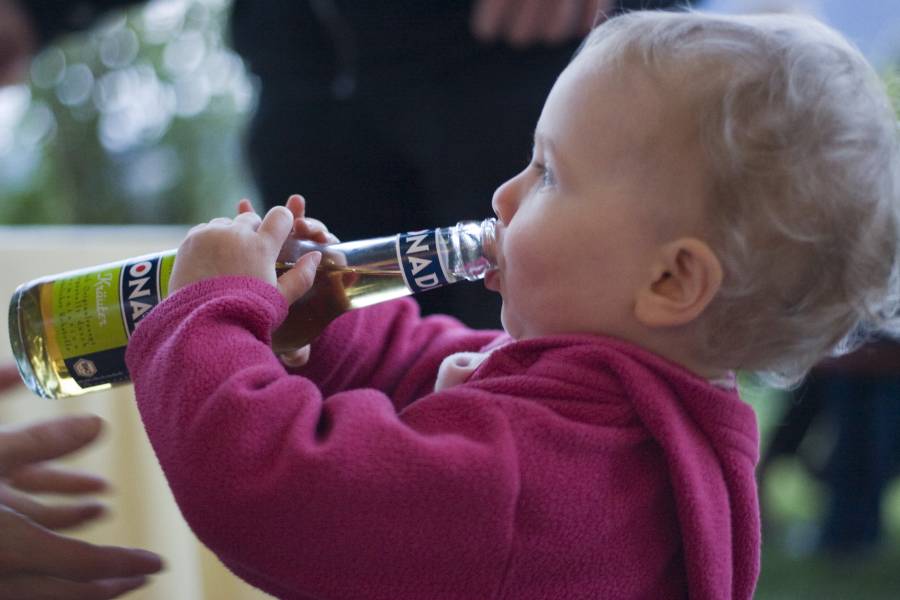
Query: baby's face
xmin=487 ymin=48 xmax=707 ymax=340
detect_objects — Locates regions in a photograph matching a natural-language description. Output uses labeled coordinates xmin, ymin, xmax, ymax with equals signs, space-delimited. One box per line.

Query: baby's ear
xmin=634 ymin=238 xmax=722 ymax=328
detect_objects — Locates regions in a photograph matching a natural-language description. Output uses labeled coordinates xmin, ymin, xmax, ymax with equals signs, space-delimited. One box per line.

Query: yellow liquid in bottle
xmin=10 ymin=262 xmax=413 ymax=398
xmin=10 ymin=220 xmax=494 ymax=399
xmin=272 ymin=264 xmax=409 ymax=353
xmin=10 ymin=279 xmax=101 ymax=398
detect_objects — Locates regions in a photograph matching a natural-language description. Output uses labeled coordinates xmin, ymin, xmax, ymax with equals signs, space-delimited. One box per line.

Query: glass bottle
xmin=8 ymin=219 xmax=497 ymax=399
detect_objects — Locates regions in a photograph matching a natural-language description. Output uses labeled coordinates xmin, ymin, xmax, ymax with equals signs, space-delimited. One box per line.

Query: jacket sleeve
xmin=293 ymin=282 xmax=500 ymax=409
xmin=125 ymin=276 xmax=517 ymax=600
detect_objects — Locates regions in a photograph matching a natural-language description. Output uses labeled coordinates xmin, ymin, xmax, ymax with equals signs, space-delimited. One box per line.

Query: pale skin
xmin=170 ymin=194 xmax=336 ymax=368
xmin=471 ymin=0 xmax=612 ymax=47
xmin=0 ymin=365 xmax=19 ymax=392
xmin=0 ymin=0 xmax=33 ymax=86
xmin=175 ymin=54 xmax=727 ymax=381
xmin=487 ymin=45 xmax=726 ymax=379
xmin=1 ymin=343 xmax=163 ymax=599
xmin=0 ymin=415 xmax=164 ymax=599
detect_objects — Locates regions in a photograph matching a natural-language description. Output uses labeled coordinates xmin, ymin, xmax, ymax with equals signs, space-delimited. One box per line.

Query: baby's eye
xmin=533 ymin=162 xmax=555 ymax=189
xmin=541 ymin=167 xmax=555 ymax=188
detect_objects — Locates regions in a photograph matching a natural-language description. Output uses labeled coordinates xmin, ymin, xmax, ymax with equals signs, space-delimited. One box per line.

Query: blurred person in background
xmin=1 ymin=0 xmax=690 ymax=330
xmin=760 ymin=338 xmax=900 ymax=556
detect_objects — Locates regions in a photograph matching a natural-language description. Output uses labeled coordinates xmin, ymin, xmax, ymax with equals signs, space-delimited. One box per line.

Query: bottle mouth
xmin=480 ymin=218 xmax=499 ymax=271
xmin=452 ymin=218 xmax=499 ymax=281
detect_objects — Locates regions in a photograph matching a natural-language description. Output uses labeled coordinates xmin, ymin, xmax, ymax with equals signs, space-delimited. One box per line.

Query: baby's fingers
xmin=279 ymin=346 xmax=311 ymax=369
xmin=277 ymin=252 xmax=321 ymax=305
xmin=257 ymin=206 xmax=294 ymax=252
xmin=234 ymin=210 xmax=262 ymax=230
xmin=285 ymin=194 xmax=307 ymax=220
xmin=236 ymin=198 xmax=255 ymax=215
xmin=294 ymin=217 xmax=339 ymax=244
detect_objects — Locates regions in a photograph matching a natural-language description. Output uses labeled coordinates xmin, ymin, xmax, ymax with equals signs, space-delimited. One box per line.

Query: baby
xmin=127 ymin=10 xmax=899 ymax=600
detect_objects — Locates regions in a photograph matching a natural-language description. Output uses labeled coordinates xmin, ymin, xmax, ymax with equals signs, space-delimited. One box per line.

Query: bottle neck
xmin=274 ymin=218 xmax=498 ymax=291
xmin=443 ymin=218 xmax=497 ymax=281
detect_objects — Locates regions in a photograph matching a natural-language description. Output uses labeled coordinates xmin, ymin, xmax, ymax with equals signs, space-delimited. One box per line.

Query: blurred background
xmin=1 ymin=0 xmax=899 ymax=598
xmin=0 ymin=0 xmax=253 ymax=225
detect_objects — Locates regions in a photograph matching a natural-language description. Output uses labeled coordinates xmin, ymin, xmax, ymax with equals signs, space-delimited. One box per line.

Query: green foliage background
xmin=0 ymin=0 xmax=254 ymax=225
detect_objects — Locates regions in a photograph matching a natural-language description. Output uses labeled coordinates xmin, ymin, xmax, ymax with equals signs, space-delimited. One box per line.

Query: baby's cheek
xmin=508 ymin=237 xmax=552 ymax=286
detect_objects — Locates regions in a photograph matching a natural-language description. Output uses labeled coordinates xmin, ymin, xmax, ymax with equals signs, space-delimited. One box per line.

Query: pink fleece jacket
xmin=126 ymin=277 xmax=760 ymax=600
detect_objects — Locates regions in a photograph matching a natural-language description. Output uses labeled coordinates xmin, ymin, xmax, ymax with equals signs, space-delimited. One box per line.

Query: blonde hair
xmin=584 ymin=11 xmax=900 ymax=387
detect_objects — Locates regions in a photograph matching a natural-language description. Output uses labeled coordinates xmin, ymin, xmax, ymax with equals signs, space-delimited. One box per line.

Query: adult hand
xmin=471 ymin=0 xmax=613 ymax=47
xmin=0 ymin=414 xmax=164 ymax=598
xmin=0 ymin=0 xmax=36 ymax=86
xmin=0 ymin=364 xmax=21 ymax=393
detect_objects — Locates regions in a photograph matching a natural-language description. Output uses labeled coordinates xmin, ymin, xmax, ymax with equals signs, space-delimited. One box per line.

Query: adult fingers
xmin=26 ymin=501 xmax=107 ymax=532
xmin=0 ymin=415 xmax=102 ymax=476
xmin=473 ymin=0 xmax=591 ymax=48
xmin=0 ymin=508 xmax=163 ymax=580
xmin=506 ymin=0 xmax=546 ymax=47
xmin=0 ymin=485 xmax=105 ymax=530
xmin=470 ymin=0 xmax=508 ymax=42
xmin=9 ymin=464 xmax=107 ymax=495
xmin=277 ymin=251 xmax=321 ymax=305
xmin=0 ymin=364 xmax=22 ymax=393
xmin=0 ymin=1 xmax=37 ymax=87
xmin=0 ymin=574 xmax=149 ymax=600
xmin=587 ymin=0 xmax=610 ymax=29
xmin=542 ymin=0 xmax=584 ymax=44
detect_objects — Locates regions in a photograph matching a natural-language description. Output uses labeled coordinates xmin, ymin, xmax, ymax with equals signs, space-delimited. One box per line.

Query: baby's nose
xmin=491 ymin=177 xmax=518 ymax=223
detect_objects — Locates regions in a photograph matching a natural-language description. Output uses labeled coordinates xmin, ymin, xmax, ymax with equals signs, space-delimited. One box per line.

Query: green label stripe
xmin=52 ymin=251 xmax=176 ymax=365
xmin=53 ymin=264 xmax=129 ymax=360
xmin=159 ymin=253 xmax=175 ymax=298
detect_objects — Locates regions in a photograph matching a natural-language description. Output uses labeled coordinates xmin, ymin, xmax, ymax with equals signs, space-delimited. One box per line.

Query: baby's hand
xmin=239 ymin=194 xmax=339 ymax=247
xmin=169 ymin=199 xmax=322 ymax=306
xmin=236 ymin=195 xmax=339 ymax=369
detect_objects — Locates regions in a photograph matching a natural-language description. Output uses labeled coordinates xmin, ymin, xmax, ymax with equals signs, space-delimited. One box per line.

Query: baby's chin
xmin=497 ymin=309 xmax=517 ymax=339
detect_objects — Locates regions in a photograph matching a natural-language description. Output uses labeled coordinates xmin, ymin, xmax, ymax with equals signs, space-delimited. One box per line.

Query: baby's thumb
xmin=278 ymin=251 xmax=321 ymax=304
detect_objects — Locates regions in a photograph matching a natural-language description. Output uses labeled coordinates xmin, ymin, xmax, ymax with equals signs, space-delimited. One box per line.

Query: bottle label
xmin=396 ymin=229 xmax=453 ymax=293
xmin=52 ymin=253 xmax=175 ymax=388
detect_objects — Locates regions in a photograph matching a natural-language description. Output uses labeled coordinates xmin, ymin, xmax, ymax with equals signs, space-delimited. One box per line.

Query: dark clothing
xmin=27 ymin=0 xmax=685 ymax=328
xmin=761 ymin=339 xmax=900 ymax=555
xmin=230 ymin=0 xmax=685 ymax=327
